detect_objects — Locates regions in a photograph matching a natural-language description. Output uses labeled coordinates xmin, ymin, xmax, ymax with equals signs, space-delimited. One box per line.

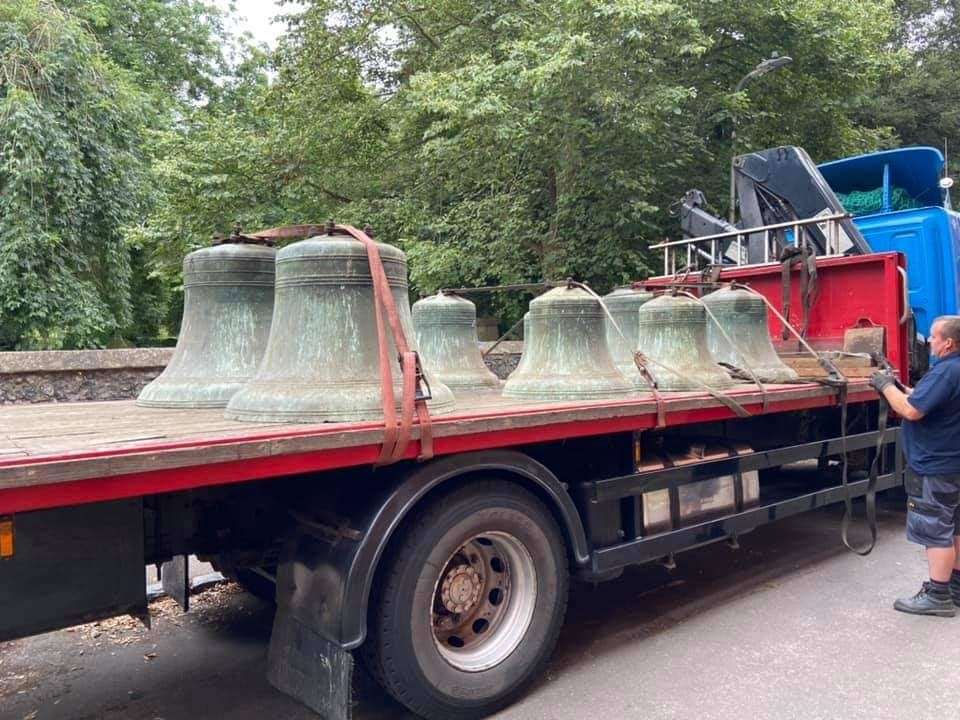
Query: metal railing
xmin=649 ymin=213 xmax=851 ymax=275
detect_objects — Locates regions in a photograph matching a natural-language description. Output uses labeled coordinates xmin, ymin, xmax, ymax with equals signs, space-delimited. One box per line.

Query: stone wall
xmin=478 ymin=341 xmax=523 ymax=379
xmin=0 ymin=349 xmax=173 ymax=404
xmin=0 ymin=344 xmax=524 ymax=404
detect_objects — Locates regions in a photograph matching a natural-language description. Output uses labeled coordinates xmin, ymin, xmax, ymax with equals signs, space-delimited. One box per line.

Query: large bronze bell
xmin=503 ymin=286 xmax=635 ymax=402
xmin=137 ymin=242 xmax=276 ymax=408
xmin=603 ymin=287 xmax=653 ymax=388
xmin=225 ymin=232 xmax=455 ymax=423
xmin=702 ymin=286 xmax=798 ymax=383
xmin=635 ymin=293 xmax=735 ymax=391
xmin=413 ymin=293 xmax=500 ymax=391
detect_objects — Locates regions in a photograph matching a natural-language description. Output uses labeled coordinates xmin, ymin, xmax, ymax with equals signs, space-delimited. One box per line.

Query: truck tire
xmin=362 ymin=480 xmax=569 ymax=720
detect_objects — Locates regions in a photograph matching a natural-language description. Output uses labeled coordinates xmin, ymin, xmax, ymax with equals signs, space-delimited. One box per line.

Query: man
xmin=871 ymin=315 xmax=960 ymax=616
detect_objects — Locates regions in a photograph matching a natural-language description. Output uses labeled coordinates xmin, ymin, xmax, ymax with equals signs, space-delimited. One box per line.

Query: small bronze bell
xmin=702 ymin=286 xmax=798 ymax=383
xmin=636 ymin=293 xmax=735 ymax=391
xmin=413 ymin=293 xmax=500 ymax=392
xmin=225 ymin=232 xmax=455 ymax=423
xmin=503 ymin=286 xmax=635 ymax=402
xmin=603 ymin=287 xmax=654 ymax=389
xmin=137 ymin=242 xmax=276 ymax=408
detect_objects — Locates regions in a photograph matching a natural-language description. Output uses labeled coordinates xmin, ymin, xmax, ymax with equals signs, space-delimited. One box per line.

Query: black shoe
xmin=894 ymin=583 xmax=956 ymax=617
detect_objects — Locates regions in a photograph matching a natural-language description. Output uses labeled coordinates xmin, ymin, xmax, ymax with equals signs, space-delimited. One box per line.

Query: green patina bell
xmin=636 ymin=293 xmax=735 ymax=392
xmin=137 ymin=242 xmax=276 ymax=408
xmin=413 ymin=293 xmax=500 ymax=392
xmin=225 ymin=232 xmax=455 ymax=423
xmin=702 ymin=286 xmax=798 ymax=383
xmin=503 ymin=286 xmax=635 ymax=402
xmin=603 ymin=287 xmax=654 ymax=389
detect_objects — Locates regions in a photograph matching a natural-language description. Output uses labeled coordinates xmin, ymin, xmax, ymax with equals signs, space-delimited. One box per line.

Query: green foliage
xmin=0 ymin=0 xmax=231 ymax=348
xmin=0 ymin=0 xmax=147 ymax=348
xmin=61 ymin=0 xmax=228 ymax=103
xmin=5 ymin=0 xmax=959 ymax=345
xmin=384 ymin=0 xmax=707 ymax=306
xmin=679 ymin=0 xmax=902 ymax=210
xmin=156 ymin=0 xmax=899 ymax=325
xmin=859 ymin=1 xmax=960 ymax=165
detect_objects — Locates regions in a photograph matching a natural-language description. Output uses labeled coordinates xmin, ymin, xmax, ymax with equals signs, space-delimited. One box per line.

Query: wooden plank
xmin=8 ymin=419 xmax=283 ymax=451
xmin=0 ymin=381 xmax=868 ymax=492
xmin=0 ymin=402 xmax=279 ymax=448
xmin=789 ymin=367 xmax=876 ymax=379
xmin=781 ymin=356 xmax=873 ymax=369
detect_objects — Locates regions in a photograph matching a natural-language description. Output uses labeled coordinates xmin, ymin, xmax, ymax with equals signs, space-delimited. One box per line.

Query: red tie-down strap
xmin=249 ymin=223 xmax=433 ymax=464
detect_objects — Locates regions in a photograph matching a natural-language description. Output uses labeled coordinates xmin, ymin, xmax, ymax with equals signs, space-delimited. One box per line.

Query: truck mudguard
xmin=273 ymin=449 xmax=590 ymax=649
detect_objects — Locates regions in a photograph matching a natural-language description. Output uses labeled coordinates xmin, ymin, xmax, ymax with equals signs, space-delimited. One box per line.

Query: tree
xmin=860 ymin=1 xmax=960 ymax=163
xmin=0 ymin=0 xmax=150 ymax=348
xmin=0 ymin=1 xmax=241 ymax=348
xmin=635 ymin=0 xmax=902 ymax=220
xmin=285 ymin=3 xmax=897 ymax=312
xmin=61 ymin=0 xmax=229 ymax=104
xmin=136 ymin=0 xmax=904 ymax=329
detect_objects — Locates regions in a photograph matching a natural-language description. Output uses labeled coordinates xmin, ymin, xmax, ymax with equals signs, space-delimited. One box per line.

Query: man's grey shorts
xmin=906 ymin=472 xmax=960 ymax=548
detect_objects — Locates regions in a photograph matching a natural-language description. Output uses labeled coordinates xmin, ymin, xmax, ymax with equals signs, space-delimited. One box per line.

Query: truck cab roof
xmin=818 ymin=146 xmax=948 ymax=212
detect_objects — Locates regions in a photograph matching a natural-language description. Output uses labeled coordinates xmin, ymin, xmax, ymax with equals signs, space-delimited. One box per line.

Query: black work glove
xmin=870 ymin=372 xmax=894 ymax=394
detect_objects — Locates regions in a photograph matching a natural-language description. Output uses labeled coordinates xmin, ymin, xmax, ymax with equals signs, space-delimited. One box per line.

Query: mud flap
xmin=268 ymin=609 xmax=353 ymax=720
xmin=161 ymin=554 xmax=190 ymax=611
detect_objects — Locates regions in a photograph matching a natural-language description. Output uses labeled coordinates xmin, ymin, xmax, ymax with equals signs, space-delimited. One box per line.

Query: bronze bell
xmin=413 ymin=293 xmax=500 ymax=392
xmin=702 ymin=286 xmax=798 ymax=383
xmin=225 ymin=232 xmax=455 ymax=423
xmin=503 ymin=286 xmax=635 ymax=401
xmin=635 ymin=293 xmax=735 ymax=391
xmin=603 ymin=287 xmax=654 ymax=389
xmin=137 ymin=242 xmax=276 ymax=408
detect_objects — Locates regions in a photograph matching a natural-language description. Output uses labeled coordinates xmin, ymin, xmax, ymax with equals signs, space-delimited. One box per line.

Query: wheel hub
xmin=440 ymin=564 xmax=482 ymax=613
xmin=431 ymin=532 xmax=537 ymax=673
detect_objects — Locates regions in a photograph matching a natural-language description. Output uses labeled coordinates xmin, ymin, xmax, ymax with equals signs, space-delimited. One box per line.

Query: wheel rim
xmin=431 ymin=531 xmax=538 ymax=673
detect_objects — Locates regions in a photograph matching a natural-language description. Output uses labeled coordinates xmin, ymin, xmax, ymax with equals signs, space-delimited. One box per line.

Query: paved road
xmin=2 ymin=498 xmax=957 ymax=720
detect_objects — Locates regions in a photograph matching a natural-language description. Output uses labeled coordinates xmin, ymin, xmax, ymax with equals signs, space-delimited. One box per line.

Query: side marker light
xmin=0 ymin=517 xmax=13 ymax=559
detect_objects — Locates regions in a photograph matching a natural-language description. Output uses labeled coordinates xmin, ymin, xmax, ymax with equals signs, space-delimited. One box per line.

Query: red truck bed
xmin=0 ymin=252 xmax=904 ymax=516
xmin=0 ymin=381 xmax=874 ymax=514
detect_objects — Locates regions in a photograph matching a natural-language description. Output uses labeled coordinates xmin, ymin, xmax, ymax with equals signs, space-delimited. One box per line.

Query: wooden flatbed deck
xmin=0 ymin=380 xmax=876 ymax=514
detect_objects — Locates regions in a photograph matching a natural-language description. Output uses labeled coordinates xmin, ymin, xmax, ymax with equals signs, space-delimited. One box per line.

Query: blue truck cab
xmin=818 ymin=147 xmax=960 ymax=338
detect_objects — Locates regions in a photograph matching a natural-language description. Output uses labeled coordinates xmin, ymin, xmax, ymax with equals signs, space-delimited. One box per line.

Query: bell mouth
xmin=739 ymin=366 xmax=799 ymax=384
xmin=645 ymin=376 xmax=737 ymax=393
xmin=136 ymin=377 xmax=250 ymax=409
xmin=224 ymin=378 xmax=456 ymax=424
xmin=432 ymin=373 xmax=503 ymax=392
xmin=502 ymin=372 xmax=637 ymax=402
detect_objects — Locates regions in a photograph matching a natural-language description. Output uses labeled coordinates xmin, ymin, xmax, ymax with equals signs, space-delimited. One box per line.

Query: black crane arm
xmin=678 ymin=146 xmax=872 ymax=264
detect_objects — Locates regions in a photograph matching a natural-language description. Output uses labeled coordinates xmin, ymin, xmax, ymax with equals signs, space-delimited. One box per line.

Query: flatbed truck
xmin=0 ymin=250 xmax=908 ymax=720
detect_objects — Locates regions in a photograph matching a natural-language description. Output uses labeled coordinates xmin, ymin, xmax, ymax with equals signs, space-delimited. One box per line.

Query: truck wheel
xmin=363 ymin=480 xmax=569 ymax=720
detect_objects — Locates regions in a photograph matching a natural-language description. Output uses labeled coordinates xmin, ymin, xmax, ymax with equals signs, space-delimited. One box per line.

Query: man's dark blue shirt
xmin=902 ymin=353 xmax=960 ymax=475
